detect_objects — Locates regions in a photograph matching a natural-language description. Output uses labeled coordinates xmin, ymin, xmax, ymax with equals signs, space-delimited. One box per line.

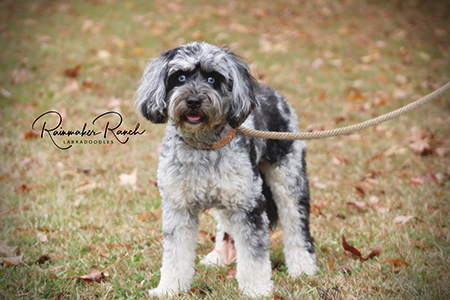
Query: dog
xmin=135 ymin=41 xmax=317 ymax=298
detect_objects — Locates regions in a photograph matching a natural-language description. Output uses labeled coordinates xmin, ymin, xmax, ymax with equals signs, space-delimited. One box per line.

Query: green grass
xmin=1 ymin=0 xmax=450 ymax=299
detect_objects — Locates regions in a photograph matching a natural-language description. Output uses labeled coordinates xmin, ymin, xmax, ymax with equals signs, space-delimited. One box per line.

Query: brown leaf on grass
xmin=19 ymin=183 xmax=32 ymax=193
xmin=0 ymin=239 xmax=18 ymax=257
xmin=347 ymin=87 xmax=366 ymax=101
xmin=64 ymin=65 xmax=81 ymax=78
xmin=37 ymin=254 xmax=51 ymax=265
xmin=24 ymin=130 xmax=40 ymax=139
xmin=409 ymin=127 xmax=435 ymax=156
xmin=382 ymin=258 xmax=409 ymax=267
xmin=188 ymin=284 xmax=213 ymax=296
xmin=342 ymin=235 xmax=382 ymax=261
xmin=216 ymin=233 xmax=236 ymax=265
xmin=273 ymin=292 xmax=287 ymax=300
xmin=105 ymin=243 xmax=133 ymax=250
xmin=366 ymin=241 xmax=382 ymax=260
xmin=382 ymin=258 xmax=409 ymax=272
xmin=355 ymin=186 xmax=366 ymax=197
xmin=346 ymin=201 xmax=366 ymax=210
xmin=38 ymin=226 xmax=57 ymax=233
xmin=55 ymin=289 xmax=71 ymax=300
xmin=37 ymin=232 xmax=48 ymax=243
xmin=137 ymin=210 xmax=160 ymax=221
xmin=1 ymin=254 xmax=23 ymax=266
xmin=66 ymin=255 xmax=129 ymax=283
xmin=67 ymin=266 xmax=105 ymax=283
xmin=393 ymin=215 xmax=414 ymax=224
xmin=119 ymin=168 xmax=137 ymax=186
xmin=328 ymin=256 xmax=335 ymax=271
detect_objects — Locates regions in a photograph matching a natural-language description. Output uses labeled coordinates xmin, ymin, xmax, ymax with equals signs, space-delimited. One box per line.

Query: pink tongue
xmin=186 ymin=114 xmax=201 ymax=121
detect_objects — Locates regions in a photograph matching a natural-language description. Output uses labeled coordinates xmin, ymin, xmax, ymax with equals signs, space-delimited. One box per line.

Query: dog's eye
xmin=207 ymin=77 xmax=215 ymax=84
xmin=178 ymin=75 xmax=186 ymax=82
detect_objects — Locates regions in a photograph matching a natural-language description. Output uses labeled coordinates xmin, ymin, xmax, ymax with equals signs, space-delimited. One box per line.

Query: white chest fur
xmin=157 ymin=139 xmax=261 ymax=211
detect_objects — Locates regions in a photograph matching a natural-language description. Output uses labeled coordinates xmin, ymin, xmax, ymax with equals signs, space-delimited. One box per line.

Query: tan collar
xmin=182 ymin=128 xmax=236 ymax=150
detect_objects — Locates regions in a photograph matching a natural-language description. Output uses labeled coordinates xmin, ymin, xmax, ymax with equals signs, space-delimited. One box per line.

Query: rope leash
xmin=236 ymin=81 xmax=450 ymax=141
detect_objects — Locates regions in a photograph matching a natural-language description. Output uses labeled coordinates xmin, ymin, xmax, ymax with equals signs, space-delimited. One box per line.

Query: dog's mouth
xmin=184 ymin=113 xmax=203 ymax=125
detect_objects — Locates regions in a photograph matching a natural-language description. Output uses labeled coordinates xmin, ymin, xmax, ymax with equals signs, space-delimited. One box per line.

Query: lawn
xmin=0 ymin=0 xmax=449 ymax=299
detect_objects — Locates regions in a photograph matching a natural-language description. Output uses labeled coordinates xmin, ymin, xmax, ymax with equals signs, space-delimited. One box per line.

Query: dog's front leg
xmin=149 ymin=204 xmax=199 ymax=298
xmin=221 ymin=205 xmax=273 ymax=297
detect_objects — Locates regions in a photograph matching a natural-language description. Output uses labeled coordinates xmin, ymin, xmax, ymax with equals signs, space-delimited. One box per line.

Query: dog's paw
xmin=287 ymin=256 xmax=318 ymax=277
xmin=148 ymin=287 xmax=176 ymax=299
xmin=240 ymin=280 xmax=273 ymax=299
xmin=199 ymin=250 xmax=225 ymax=267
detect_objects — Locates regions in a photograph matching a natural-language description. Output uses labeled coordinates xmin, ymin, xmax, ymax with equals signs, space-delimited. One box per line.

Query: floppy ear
xmin=223 ymin=47 xmax=258 ymax=128
xmin=135 ymin=49 xmax=177 ymax=123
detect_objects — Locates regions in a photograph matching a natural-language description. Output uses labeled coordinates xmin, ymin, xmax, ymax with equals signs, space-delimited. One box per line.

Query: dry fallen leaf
xmin=342 ymin=235 xmax=382 ymax=261
xmin=188 ymin=284 xmax=213 ymax=296
xmin=382 ymin=258 xmax=409 ymax=272
xmin=37 ymin=232 xmax=48 ymax=243
xmin=0 ymin=239 xmax=18 ymax=257
xmin=64 ymin=65 xmax=81 ymax=78
xmin=393 ymin=215 xmax=414 ymax=224
xmin=137 ymin=210 xmax=160 ymax=222
xmin=55 ymin=289 xmax=71 ymax=300
xmin=346 ymin=201 xmax=366 ymax=210
xmin=273 ymin=292 xmax=287 ymax=300
xmin=119 ymin=168 xmax=137 ymax=186
xmin=1 ymin=254 xmax=23 ymax=266
xmin=216 ymin=233 xmax=236 ymax=265
xmin=105 ymin=243 xmax=133 ymax=250
xmin=24 ymin=130 xmax=40 ymax=139
xmin=409 ymin=127 xmax=434 ymax=156
xmin=67 ymin=265 xmax=105 ymax=283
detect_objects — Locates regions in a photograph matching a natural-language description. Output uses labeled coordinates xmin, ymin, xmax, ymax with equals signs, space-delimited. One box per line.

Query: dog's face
xmin=135 ymin=42 xmax=258 ymax=131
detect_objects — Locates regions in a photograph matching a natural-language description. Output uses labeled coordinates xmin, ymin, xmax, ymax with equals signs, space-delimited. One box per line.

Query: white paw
xmin=240 ymin=280 xmax=273 ymax=298
xmin=199 ymin=250 xmax=225 ymax=267
xmin=148 ymin=287 xmax=176 ymax=299
xmin=288 ymin=256 xmax=318 ymax=277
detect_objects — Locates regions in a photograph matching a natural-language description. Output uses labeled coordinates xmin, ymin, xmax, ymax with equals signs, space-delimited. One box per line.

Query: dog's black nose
xmin=186 ymin=97 xmax=201 ymax=109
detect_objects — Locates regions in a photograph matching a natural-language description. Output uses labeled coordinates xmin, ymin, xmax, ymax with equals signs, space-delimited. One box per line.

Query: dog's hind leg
xmin=199 ymin=214 xmax=226 ymax=267
xmin=260 ymin=145 xmax=318 ymax=276
xmin=215 ymin=202 xmax=273 ymax=297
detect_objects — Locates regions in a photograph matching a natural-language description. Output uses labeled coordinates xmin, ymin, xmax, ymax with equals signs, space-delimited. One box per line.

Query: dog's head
xmin=135 ymin=42 xmax=258 ymax=131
